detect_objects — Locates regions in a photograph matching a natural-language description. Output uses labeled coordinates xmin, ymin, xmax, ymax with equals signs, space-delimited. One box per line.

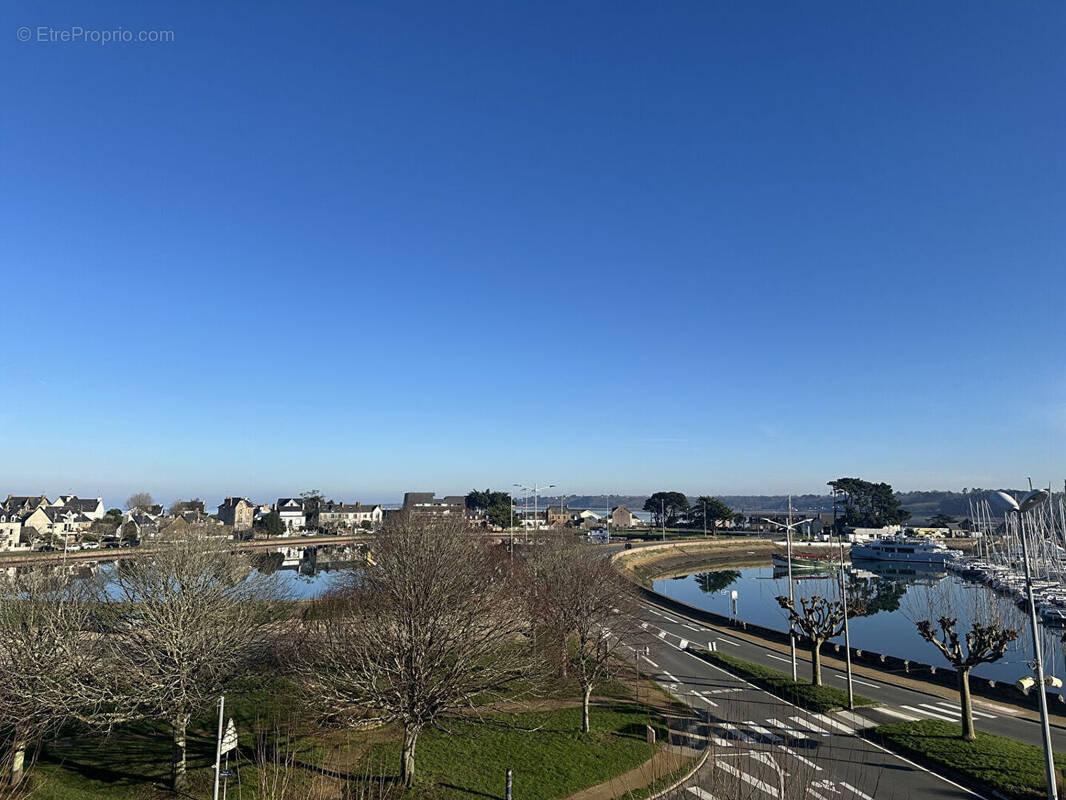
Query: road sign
xmin=219 ymin=769 xmax=234 ymax=778
xmin=220 ymin=719 xmax=238 ymax=754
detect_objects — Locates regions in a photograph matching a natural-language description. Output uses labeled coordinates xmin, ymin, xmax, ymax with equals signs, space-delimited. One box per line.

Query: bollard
xmin=506 ymin=768 xmax=513 ymax=800
xmin=646 ymin=725 xmax=656 ymax=745
xmin=903 ymin=660 xmax=910 ymax=673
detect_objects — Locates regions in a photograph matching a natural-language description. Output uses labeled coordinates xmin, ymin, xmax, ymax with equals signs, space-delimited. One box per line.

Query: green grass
xmin=22 ymin=673 xmax=664 ymax=800
xmin=692 ymin=649 xmax=874 ymax=713
xmin=361 ymin=704 xmax=667 ymax=800
xmin=875 ymin=719 xmax=1066 ymax=800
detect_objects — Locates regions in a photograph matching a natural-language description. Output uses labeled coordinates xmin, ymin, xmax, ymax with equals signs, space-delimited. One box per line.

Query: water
xmin=653 ymin=561 xmax=1066 ymax=693
xmin=3 ymin=544 xmax=362 ymax=601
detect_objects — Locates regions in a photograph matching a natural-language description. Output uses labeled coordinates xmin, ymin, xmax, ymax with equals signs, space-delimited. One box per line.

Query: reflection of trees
xmin=847 ymin=573 xmax=907 ymax=617
xmin=695 ymin=570 xmax=741 ymax=594
xmin=252 ymin=551 xmax=284 ymax=575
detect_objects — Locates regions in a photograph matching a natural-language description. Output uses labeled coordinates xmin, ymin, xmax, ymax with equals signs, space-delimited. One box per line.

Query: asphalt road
xmin=624 ymin=599 xmax=995 ymax=800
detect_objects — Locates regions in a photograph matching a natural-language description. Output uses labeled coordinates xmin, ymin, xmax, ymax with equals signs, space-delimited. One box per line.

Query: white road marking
xmin=742 ymin=721 xmax=782 ymax=743
xmin=713 ymin=759 xmax=779 ymax=797
xmin=658 ymin=630 xmax=668 ymax=639
xmin=642 ymin=656 xmax=659 ymax=668
xmin=691 ymin=690 xmax=718 ymax=707
xmin=834 ymin=674 xmax=880 ymax=689
xmin=902 ymin=704 xmax=955 ymax=722
xmin=718 ymin=638 xmax=741 ymax=647
xmin=936 ymin=701 xmax=996 ymax=719
xmin=788 ymin=715 xmax=830 ymax=735
xmin=662 ymin=670 xmax=679 ymax=683
xmin=766 ymin=653 xmax=791 ymax=663
xmin=876 ymin=706 xmax=919 ymax=722
xmin=640 ymin=622 xmax=648 ymax=629
xmin=840 ymin=781 xmax=875 ymax=800
xmin=683 ymin=623 xmax=702 ymax=631
xmin=810 ymin=712 xmax=855 ymax=735
xmin=686 ymin=787 xmax=718 ymax=800
xmin=718 ymin=723 xmax=756 ymax=743
xmin=835 ymin=710 xmax=876 ymax=730
xmin=678 ymin=638 xmax=689 ymax=649
xmin=662 ymin=615 xmax=680 ymax=623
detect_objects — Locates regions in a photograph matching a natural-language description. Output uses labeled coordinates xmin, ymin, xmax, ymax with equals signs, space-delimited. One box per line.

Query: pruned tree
xmin=915 ymin=617 xmax=1018 ymax=740
xmin=526 ymin=539 xmax=639 ymax=732
xmin=0 ymin=570 xmax=101 ymax=786
xmin=776 ymin=594 xmax=864 ymax=685
xmin=298 ymin=515 xmax=534 ymax=787
xmin=125 ymin=492 xmax=154 ymax=512
xmin=102 ymin=527 xmax=284 ymax=791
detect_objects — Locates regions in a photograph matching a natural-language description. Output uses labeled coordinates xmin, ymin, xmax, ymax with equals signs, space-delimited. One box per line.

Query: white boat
xmin=850 ymin=536 xmax=962 ymax=565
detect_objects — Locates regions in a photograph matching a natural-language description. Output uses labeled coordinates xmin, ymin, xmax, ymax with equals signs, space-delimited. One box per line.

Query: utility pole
xmin=786 ymin=496 xmax=797 ymax=681
xmin=213 ymin=695 xmax=225 ymax=800
xmin=605 ymin=493 xmax=610 ymax=544
xmin=838 ymin=537 xmax=854 ymax=709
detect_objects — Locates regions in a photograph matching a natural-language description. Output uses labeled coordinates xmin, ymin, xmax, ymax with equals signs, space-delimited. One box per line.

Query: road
xmin=623 ymin=598 xmax=993 ymax=800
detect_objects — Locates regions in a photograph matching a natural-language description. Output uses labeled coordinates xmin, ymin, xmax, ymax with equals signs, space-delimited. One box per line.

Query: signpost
xmin=213 ymin=695 xmax=239 ymax=800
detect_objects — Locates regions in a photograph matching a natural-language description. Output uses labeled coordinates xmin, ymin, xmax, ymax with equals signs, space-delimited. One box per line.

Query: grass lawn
xmin=23 ymin=674 xmax=667 ymax=800
xmin=692 ymin=649 xmax=874 ymax=713
xmin=875 ymin=719 xmax=1066 ymax=800
xmin=362 ymin=704 xmax=667 ymax=800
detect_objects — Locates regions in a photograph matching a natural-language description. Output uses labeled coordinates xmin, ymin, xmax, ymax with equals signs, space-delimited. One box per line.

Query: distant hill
xmin=538 ymin=489 xmax=1059 ymax=523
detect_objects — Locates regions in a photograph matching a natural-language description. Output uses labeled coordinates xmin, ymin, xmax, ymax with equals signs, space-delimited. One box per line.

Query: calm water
xmin=653 ymin=561 xmax=1066 ymax=693
xmin=3 ymin=544 xmax=363 ymax=601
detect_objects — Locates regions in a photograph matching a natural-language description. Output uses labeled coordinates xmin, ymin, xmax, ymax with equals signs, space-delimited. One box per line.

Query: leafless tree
xmin=102 ymin=527 xmax=285 ymax=791
xmin=526 ymin=539 xmax=640 ymax=732
xmin=298 ymin=515 xmax=534 ymax=788
xmin=124 ymin=492 xmax=154 ymax=511
xmin=915 ymin=616 xmax=1017 ymax=740
xmin=775 ymin=594 xmax=864 ymax=685
xmin=0 ymin=569 xmax=102 ymax=786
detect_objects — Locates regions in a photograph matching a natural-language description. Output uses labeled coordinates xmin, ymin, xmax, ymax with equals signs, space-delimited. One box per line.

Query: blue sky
xmin=2 ymin=1 xmax=1064 ymax=507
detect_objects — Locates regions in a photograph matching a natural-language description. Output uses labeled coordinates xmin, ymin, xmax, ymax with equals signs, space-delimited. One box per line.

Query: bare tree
xmin=775 ymin=594 xmax=864 ymax=685
xmin=526 ymin=539 xmax=640 ymax=732
xmin=103 ymin=527 xmax=284 ymax=791
xmin=124 ymin=491 xmax=154 ymax=511
xmin=0 ymin=570 xmax=101 ymax=786
xmin=299 ymin=515 xmax=534 ymax=787
xmin=915 ymin=616 xmax=1017 ymax=740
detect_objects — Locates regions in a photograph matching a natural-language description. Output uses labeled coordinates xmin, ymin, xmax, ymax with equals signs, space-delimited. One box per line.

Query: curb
xmin=644 ymin=747 xmax=710 ymax=800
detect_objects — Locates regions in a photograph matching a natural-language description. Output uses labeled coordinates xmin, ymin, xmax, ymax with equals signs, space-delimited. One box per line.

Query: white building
xmin=275 ymin=498 xmax=306 ymax=532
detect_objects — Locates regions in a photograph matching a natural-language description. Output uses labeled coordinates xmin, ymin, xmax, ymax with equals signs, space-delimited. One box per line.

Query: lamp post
xmin=996 ymin=488 xmax=1056 ymax=800
xmin=516 ymin=483 xmax=554 ymax=534
xmin=837 ymin=535 xmax=854 ymax=710
xmin=761 ymin=496 xmax=813 ymax=683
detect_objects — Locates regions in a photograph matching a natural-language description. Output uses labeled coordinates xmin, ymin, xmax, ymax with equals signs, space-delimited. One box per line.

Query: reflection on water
xmin=3 ymin=544 xmax=364 ymax=601
xmin=654 ymin=560 xmax=1066 ymax=694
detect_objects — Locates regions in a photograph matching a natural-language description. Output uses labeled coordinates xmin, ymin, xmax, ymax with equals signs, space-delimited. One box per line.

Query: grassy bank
xmin=875 ymin=719 xmax=1066 ymax=800
xmin=690 ymin=649 xmax=874 ymax=713
xmin=612 ymin=537 xmax=775 ymax=586
xmin=23 ymin=674 xmax=671 ymax=800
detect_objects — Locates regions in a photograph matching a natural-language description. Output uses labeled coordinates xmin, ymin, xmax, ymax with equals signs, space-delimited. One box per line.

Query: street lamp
xmin=516 ymin=483 xmax=554 ymax=534
xmin=996 ymin=488 xmax=1056 ymax=800
xmin=761 ymin=495 xmax=813 ymax=682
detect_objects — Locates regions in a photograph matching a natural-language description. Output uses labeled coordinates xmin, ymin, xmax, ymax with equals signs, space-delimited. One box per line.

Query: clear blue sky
xmin=2 ymin=1 xmax=1063 ymax=507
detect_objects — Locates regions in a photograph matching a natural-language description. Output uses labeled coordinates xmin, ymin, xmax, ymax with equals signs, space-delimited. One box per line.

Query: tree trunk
xmin=401 ymin=723 xmax=420 ymax=788
xmin=9 ymin=737 xmax=26 ymax=787
xmin=582 ymin=683 xmax=592 ymax=733
xmin=958 ymin=668 xmax=976 ymax=741
xmin=811 ymin=638 xmax=823 ymax=686
xmin=171 ymin=712 xmax=191 ymax=791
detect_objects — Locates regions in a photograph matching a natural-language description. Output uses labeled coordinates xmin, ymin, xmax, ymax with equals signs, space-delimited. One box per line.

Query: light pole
xmin=761 ymin=496 xmax=813 ymax=682
xmin=838 ymin=534 xmax=854 ymax=710
xmin=997 ymin=488 xmax=1056 ymax=800
xmin=661 ymin=500 xmax=666 ymax=541
xmin=605 ymin=493 xmax=610 ymax=544
xmin=516 ymin=483 xmax=554 ymax=534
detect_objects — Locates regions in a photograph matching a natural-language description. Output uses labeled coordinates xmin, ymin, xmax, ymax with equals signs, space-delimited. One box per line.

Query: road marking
xmin=642 ymin=656 xmax=659 ymax=668
xmin=713 ymin=759 xmax=779 ymax=797
xmin=810 ymin=712 xmax=855 ymax=735
xmin=718 ymin=723 xmax=756 ymax=743
xmin=648 ymin=608 xmax=663 ymax=616
xmin=662 ymin=670 xmax=679 ymax=683
xmin=876 ymin=706 xmax=920 ymax=721
xmin=788 ymin=715 xmax=830 ymax=735
xmin=779 ymin=745 xmax=821 ymax=770
xmin=686 ymin=787 xmax=718 ymax=800
xmin=936 ymin=701 xmax=996 ymax=719
xmin=691 ymin=690 xmax=718 ymax=707
xmin=678 ymin=638 xmax=689 ymax=649
xmin=742 ymin=721 xmax=782 ymax=743
xmin=766 ymin=653 xmax=791 ymax=663
xmin=765 ymin=718 xmax=808 ymax=740
xmin=717 ymin=638 xmax=741 ymax=647
xmin=704 ymin=687 xmax=744 ymax=695
xmin=658 ymin=630 xmax=668 ymax=639
xmin=835 ymin=710 xmax=876 ymax=730
xmin=683 ymin=623 xmax=702 ymax=631
xmin=833 ymin=674 xmax=880 ymax=689
xmin=902 ymin=704 xmax=955 ymax=722
xmin=640 ymin=622 xmax=648 ymax=629
xmin=662 ymin=615 xmax=680 ymax=623
xmin=840 ymin=781 xmax=875 ymax=800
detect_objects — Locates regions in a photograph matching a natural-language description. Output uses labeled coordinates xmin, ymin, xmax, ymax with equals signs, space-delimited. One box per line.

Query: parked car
xmin=81 ymin=541 xmax=100 ymax=550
